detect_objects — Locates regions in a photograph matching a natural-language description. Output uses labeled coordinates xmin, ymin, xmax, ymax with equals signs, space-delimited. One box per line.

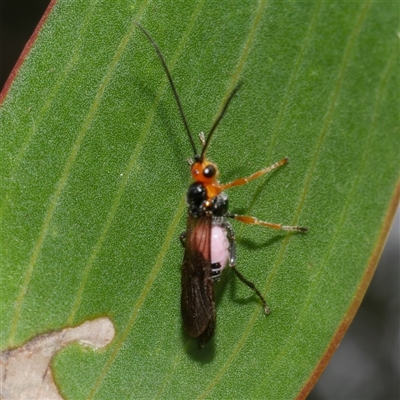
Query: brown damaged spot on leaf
xmin=0 ymin=317 xmax=115 ymax=400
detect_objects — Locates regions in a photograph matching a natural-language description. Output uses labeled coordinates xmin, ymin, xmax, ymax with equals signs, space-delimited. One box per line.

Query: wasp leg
xmin=220 ymin=157 xmax=288 ymax=191
xmin=223 ymin=221 xmax=270 ymax=314
xmin=232 ymin=267 xmax=271 ymax=315
xmin=222 ymin=221 xmax=237 ymax=267
xmin=179 ymin=232 xmax=186 ymax=247
xmin=227 ymin=213 xmax=307 ymax=232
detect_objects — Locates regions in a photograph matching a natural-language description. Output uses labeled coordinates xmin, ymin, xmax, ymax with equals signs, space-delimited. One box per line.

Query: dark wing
xmin=181 ymin=213 xmax=215 ymax=345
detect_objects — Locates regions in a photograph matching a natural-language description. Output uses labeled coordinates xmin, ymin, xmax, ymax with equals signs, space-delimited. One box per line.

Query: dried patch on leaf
xmin=0 ymin=317 xmax=114 ymax=399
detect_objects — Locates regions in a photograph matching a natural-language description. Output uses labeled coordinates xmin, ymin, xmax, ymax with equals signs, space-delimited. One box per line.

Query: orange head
xmin=190 ymin=160 xmax=222 ymax=199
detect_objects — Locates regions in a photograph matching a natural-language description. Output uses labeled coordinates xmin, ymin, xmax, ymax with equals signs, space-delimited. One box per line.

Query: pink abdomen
xmin=211 ymin=225 xmax=229 ymax=269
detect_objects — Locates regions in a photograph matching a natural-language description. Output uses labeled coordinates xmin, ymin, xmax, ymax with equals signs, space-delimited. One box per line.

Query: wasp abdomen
xmin=210 ymin=225 xmax=229 ymax=277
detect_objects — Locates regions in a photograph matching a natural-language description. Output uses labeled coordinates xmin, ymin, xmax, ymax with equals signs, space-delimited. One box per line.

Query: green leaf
xmin=1 ymin=1 xmax=398 ymax=398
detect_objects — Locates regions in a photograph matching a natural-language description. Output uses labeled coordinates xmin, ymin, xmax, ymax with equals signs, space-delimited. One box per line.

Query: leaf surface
xmin=1 ymin=1 xmax=399 ymax=399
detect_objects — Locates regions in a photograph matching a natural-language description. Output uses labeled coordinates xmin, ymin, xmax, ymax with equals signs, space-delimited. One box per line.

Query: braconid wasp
xmin=134 ymin=22 xmax=307 ymax=346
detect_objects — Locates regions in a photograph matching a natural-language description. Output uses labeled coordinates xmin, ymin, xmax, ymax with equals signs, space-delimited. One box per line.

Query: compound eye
xmin=203 ymin=164 xmax=216 ymax=178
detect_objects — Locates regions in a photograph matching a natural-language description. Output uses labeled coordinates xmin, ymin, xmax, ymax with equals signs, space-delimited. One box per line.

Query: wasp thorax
xmin=187 ymin=182 xmax=207 ymax=217
xmin=212 ymin=192 xmax=228 ymax=216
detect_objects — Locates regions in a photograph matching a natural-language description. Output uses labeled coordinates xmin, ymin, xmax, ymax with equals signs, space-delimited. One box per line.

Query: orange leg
xmin=220 ymin=157 xmax=288 ymax=191
xmin=229 ymin=214 xmax=307 ymax=232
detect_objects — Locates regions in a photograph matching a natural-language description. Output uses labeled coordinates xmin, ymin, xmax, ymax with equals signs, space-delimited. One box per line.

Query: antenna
xmin=133 ymin=21 xmax=199 ymax=157
xmin=200 ymin=82 xmax=242 ymax=161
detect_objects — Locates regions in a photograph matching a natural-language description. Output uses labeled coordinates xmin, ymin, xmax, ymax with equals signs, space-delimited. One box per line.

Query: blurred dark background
xmin=309 ymin=210 xmax=399 ymax=400
xmin=1 ymin=1 xmax=399 ymax=398
xmin=0 ymin=0 xmax=51 ymax=90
